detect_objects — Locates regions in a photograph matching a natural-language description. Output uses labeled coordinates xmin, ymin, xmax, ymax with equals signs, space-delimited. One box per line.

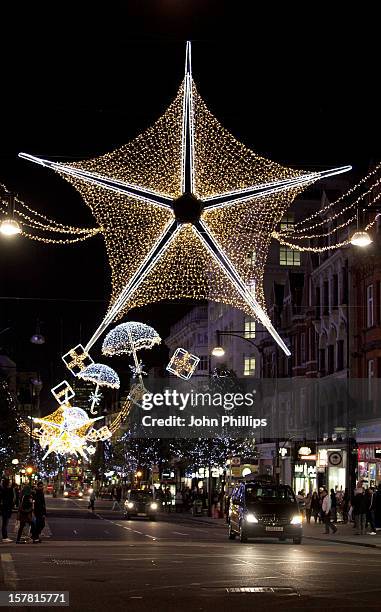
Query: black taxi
xmin=124 ymin=489 xmax=159 ymax=520
xmin=228 ymin=479 xmax=303 ymax=544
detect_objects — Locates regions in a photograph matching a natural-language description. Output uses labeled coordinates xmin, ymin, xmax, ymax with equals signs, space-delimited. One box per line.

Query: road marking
xmin=173 ymin=531 xmax=189 ymax=536
xmin=1 ymin=553 xmax=18 ymax=589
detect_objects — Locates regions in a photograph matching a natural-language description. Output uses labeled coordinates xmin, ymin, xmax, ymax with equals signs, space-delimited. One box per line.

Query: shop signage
xmin=300 ymin=454 xmax=317 ymax=461
xmin=358 ymin=444 xmax=381 ymax=462
xmin=317 ymin=449 xmax=328 ymax=467
xmin=294 ymin=463 xmax=317 ymax=478
xmin=375 ymin=448 xmax=381 ymax=458
xmin=328 ymin=451 xmax=342 ymax=466
xmin=231 ymin=456 xmax=241 ymax=466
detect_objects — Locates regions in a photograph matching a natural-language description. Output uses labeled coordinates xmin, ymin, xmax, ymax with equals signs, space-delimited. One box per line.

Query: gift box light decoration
xmin=19 ymin=41 xmax=354 ymax=359
xmin=51 ymin=380 xmax=75 ymax=406
xmin=62 ymin=344 xmax=94 ymax=376
xmin=167 ymin=348 xmax=200 ymax=380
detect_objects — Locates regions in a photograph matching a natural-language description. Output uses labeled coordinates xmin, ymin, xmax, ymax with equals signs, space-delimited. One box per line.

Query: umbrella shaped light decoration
xmin=77 ymin=362 xmax=120 ymax=415
xmin=102 ymin=321 xmax=161 ymax=385
xmin=18 ymin=42 xmax=351 ymax=358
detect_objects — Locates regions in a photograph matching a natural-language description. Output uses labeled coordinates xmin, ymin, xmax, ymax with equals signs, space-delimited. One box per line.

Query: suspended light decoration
xmin=18 ymin=41 xmax=353 ymax=358
xmin=349 ymin=230 xmax=373 ymax=247
xmin=77 ymin=362 xmax=120 ymax=415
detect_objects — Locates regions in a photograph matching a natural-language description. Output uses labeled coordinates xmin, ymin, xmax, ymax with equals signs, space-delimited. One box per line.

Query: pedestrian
xmin=175 ymin=489 xmax=183 ymax=513
xmin=16 ymin=489 xmax=34 ymax=543
xmin=311 ymin=491 xmax=320 ymax=523
xmin=88 ymin=489 xmax=96 ymax=513
xmin=321 ymin=489 xmax=337 ymax=534
xmin=375 ymin=484 xmax=381 ymax=530
xmin=165 ymin=487 xmax=172 ymax=513
xmin=366 ymin=487 xmax=377 ymax=535
xmin=353 ymin=483 xmax=367 ymax=535
xmin=305 ymin=492 xmax=312 ymax=524
xmin=330 ymin=489 xmax=337 ymax=523
xmin=341 ymin=488 xmax=350 ymax=523
xmin=111 ymin=486 xmax=122 ymax=511
xmin=32 ymin=481 xmax=46 ymax=543
xmin=0 ymin=478 xmax=14 ymax=542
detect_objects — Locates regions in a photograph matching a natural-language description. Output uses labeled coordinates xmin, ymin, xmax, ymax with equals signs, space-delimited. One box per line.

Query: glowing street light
xmin=350 ymin=230 xmax=373 ymax=247
xmin=211 ymin=346 xmax=225 ymax=357
xmin=0 ymin=191 xmax=21 ymax=237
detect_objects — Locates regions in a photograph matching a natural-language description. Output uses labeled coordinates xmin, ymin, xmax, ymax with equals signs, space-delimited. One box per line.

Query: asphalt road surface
xmin=0 ymin=497 xmax=380 ymax=612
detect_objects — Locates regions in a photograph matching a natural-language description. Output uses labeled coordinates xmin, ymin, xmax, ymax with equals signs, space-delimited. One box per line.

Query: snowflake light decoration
xmin=77 ymin=362 xmax=119 ymax=414
xmin=20 ymin=42 xmax=351 ymax=357
xmin=129 ymin=361 xmax=147 ymax=378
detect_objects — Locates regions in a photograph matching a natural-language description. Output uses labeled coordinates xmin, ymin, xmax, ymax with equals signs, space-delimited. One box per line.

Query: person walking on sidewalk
xmin=16 ymin=490 xmax=34 ymax=543
xmin=353 ymin=483 xmax=367 ymax=535
xmin=311 ymin=492 xmax=320 ymax=523
xmin=175 ymin=489 xmax=183 ymax=513
xmin=366 ymin=486 xmax=377 ymax=535
xmin=111 ymin=486 xmax=122 ymax=511
xmin=305 ymin=492 xmax=312 ymax=524
xmin=321 ymin=489 xmax=337 ymax=534
xmin=32 ymin=481 xmax=46 ymax=543
xmin=88 ymin=489 xmax=96 ymax=513
xmin=0 ymin=478 xmax=14 ymax=542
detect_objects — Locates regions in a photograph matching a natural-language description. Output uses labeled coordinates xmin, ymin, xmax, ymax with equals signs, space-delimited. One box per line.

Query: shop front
xmin=357 ymin=444 xmax=381 ymax=487
xmin=317 ymin=446 xmax=347 ymax=492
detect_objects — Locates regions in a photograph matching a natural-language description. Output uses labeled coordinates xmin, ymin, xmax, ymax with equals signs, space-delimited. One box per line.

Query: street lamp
xmin=30 ymin=320 xmax=45 ymax=345
xmin=0 ymin=191 xmax=21 ymax=237
xmin=349 ymin=204 xmax=381 ymax=247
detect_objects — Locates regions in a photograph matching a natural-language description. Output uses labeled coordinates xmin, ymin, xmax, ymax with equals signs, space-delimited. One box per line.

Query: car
xmin=124 ymin=490 xmax=159 ymax=520
xmin=46 ymin=484 xmax=54 ymax=494
xmin=228 ymin=480 xmax=303 ymax=544
xmin=63 ymin=489 xmax=84 ymax=499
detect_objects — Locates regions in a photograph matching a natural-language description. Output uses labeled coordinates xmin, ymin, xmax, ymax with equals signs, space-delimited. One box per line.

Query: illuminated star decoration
xmin=19 ymin=42 xmax=351 ymax=357
xmin=33 ymin=406 xmax=104 ymax=460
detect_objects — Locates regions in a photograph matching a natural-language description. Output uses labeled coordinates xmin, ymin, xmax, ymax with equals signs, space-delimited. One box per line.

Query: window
xmin=280 ymin=213 xmax=295 ymax=230
xmin=246 ymin=250 xmax=256 ymax=266
xmin=300 ymin=333 xmax=306 ymax=364
xmin=279 ymin=214 xmax=300 ymax=266
xmin=337 ymin=340 xmax=344 ymax=371
xmin=244 ymin=317 xmax=256 ymax=339
xmin=332 ymin=274 xmax=339 ymax=309
xmin=198 ymin=356 xmax=209 ymax=371
xmin=244 ymin=355 xmax=256 ymax=376
xmin=367 ymin=284 xmax=374 ymax=327
xmin=279 ymin=246 xmax=301 ymax=266
xmin=323 ymin=281 xmax=329 ymax=315
xmin=368 ymin=359 xmax=375 ymax=379
xmin=319 ymin=348 xmax=326 ymax=375
xmin=328 ymin=345 xmax=334 ymax=375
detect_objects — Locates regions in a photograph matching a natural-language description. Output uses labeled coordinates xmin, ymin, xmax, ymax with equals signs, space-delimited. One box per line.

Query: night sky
xmin=0 ymin=2 xmax=379 ymax=404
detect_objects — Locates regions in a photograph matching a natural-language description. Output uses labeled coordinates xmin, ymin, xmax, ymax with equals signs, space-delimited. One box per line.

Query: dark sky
xmin=0 ymin=2 xmax=379 ymax=396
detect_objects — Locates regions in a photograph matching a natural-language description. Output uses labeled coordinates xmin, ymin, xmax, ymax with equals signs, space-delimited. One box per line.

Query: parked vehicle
xmin=124 ymin=489 xmax=159 ymax=520
xmin=228 ymin=480 xmax=303 ymax=544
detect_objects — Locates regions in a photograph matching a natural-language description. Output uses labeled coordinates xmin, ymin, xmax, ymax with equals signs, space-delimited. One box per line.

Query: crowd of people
xmin=297 ymin=482 xmax=381 ymax=535
xmin=0 ymin=478 xmax=46 ymax=544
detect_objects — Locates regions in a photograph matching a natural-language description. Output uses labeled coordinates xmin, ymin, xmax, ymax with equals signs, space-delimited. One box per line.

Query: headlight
xmin=126 ymin=501 xmax=134 ymax=509
xmin=63 ymin=491 xmax=69 ymax=497
xmin=88 ymin=488 xmax=93 ymax=494
xmin=245 ymin=513 xmax=258 ymax=523
xmin=150 ymin=502 xmax=158 ymax=510
xmin=78 ymin=492 xmax=83 ymax=497
xmin=290 ymin=514 xmax=303 ymax=525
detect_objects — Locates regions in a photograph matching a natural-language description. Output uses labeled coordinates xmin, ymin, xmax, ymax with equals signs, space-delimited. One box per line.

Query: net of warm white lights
xmin=18 ymin=41 xmax=361 ymax=359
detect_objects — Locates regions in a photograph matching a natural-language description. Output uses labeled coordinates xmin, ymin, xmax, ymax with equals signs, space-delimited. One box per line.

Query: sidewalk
xmin=161 ymin=511 xmax=381 ymax=548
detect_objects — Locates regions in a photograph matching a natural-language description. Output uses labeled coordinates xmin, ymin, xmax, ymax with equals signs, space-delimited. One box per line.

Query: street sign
xmin=231 ymin=457 xmax=241 ymax=466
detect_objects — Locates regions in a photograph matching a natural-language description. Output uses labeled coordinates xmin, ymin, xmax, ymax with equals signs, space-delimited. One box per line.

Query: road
xmin=0 ymin=497 xmax=380 ymax=611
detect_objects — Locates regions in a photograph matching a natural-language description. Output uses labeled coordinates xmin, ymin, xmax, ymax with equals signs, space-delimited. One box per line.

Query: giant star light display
xmin=19 ymin=42 xmax=351 ymax=356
